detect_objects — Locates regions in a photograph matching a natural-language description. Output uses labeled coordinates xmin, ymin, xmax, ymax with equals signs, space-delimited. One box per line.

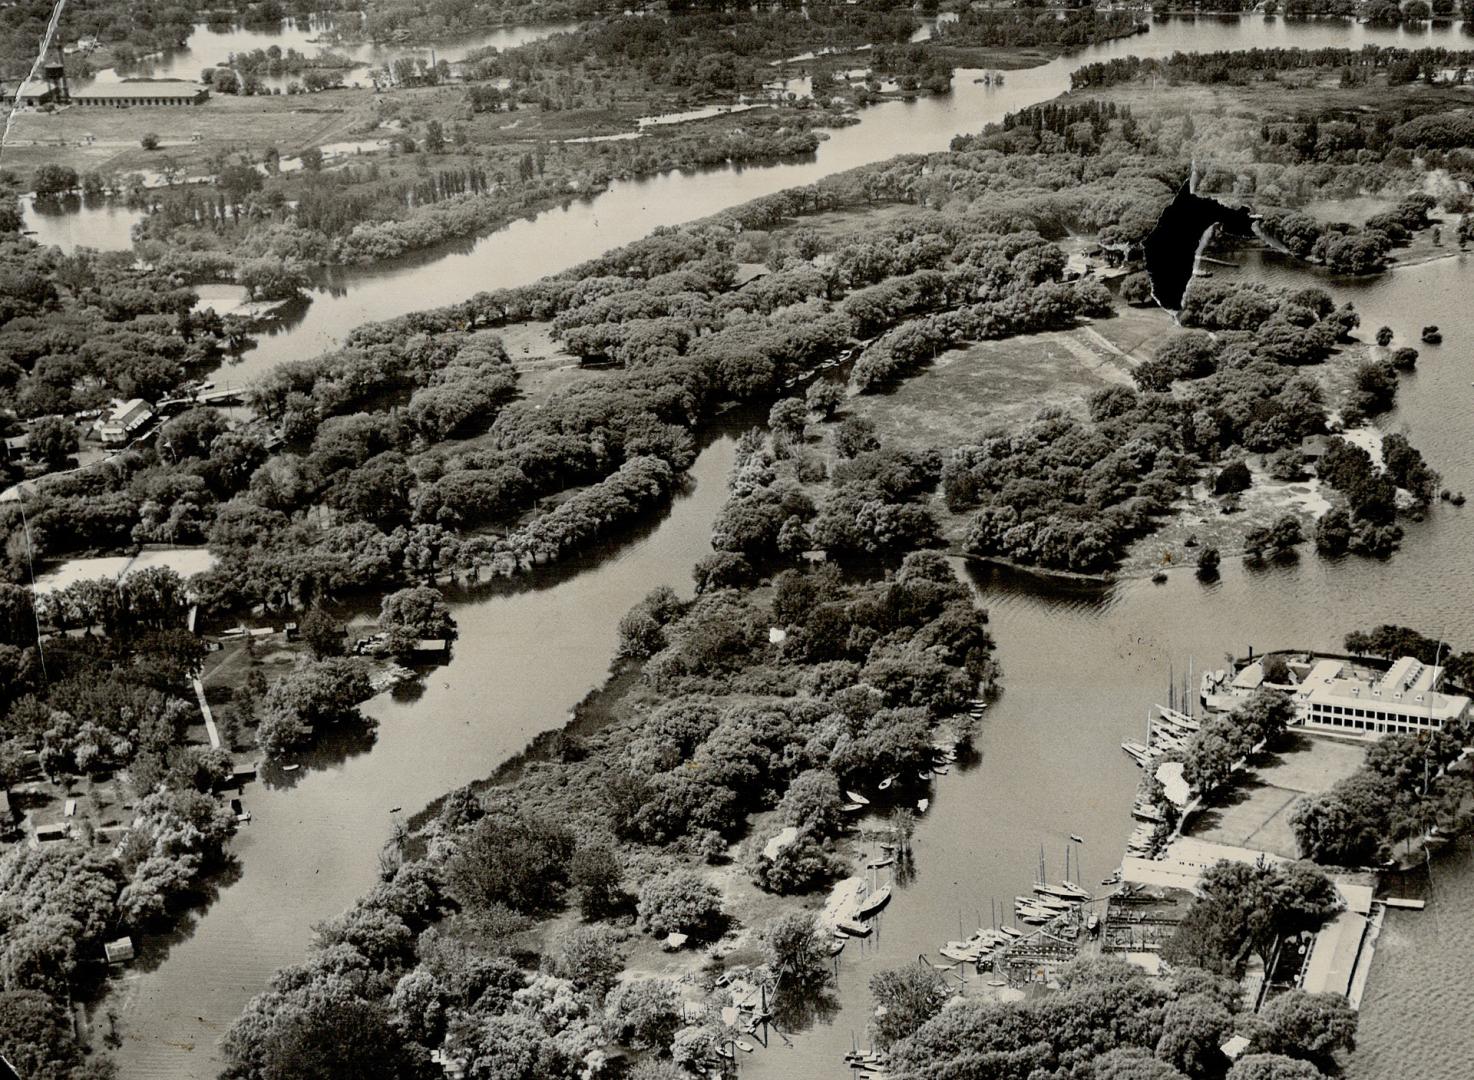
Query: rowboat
xmin=841 ymin=802 xmax=865 ymax=812
xmin=878 ymin=774 xmax=896 ymax=790
xmin=846 ymin=790 xmax=871 ymax=806
xmin=867 ymin=856 xmax=895 ymax=869
xmin=837 ymin=919 xmax=872 ymax=937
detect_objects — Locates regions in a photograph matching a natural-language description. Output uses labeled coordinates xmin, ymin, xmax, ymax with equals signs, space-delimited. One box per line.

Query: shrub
xmin=636 ymin=870 xmax=724 ymax=939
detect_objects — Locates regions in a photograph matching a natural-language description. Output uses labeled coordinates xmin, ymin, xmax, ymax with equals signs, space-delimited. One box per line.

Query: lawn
xmin=1187 ymin=732 xmax=1367 ymax=860
xmin=847 ymin=313 xmax=1146 ymax=453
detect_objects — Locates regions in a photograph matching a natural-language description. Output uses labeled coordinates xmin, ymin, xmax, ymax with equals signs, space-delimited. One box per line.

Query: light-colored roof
xmin=1301 ymin=909 xmax=1367 ymax=997
xmin=108 ymin=398 xmax=152 ymax=421
xmin=73 ymin=82 xmax=205 ymax=101
xmin=1231 ymin=661 xmax=1264 ymax=691
xmin=1297 ymin=656 xmax=1470 ymax=722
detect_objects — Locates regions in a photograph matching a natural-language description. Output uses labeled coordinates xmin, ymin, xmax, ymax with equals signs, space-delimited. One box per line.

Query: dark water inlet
xmin=1145 ymin=180 xmax=1257 ymax=310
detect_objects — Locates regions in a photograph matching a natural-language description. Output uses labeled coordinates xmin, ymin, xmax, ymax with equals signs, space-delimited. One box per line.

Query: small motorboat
xmin=878 ymin=774 xmax=896 ymax=790
xmin=846 ymin=790 xmax=871 ymax=806
xmin=283 ymin=763 xmax=300 ymax=772
xmin=735 ymin=1039 xmax=755 ymax=1053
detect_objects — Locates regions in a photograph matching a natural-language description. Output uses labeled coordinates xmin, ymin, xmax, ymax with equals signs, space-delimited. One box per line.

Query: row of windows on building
xmin=1308 ymin=701 xmax=1440 ymax=732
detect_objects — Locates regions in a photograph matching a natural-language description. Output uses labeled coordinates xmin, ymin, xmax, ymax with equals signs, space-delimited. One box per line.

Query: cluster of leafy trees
xmin=221 ymin=536 xmax=989 ymax=1076
xmin=1311 ymin=436 xmax=1431 ymax=558
xmin=0 ymin=237 xmax=235 ymax=420
xmin=1071 ymin=45 xmax=1474 ymax=92
xmin=255 ymin=656 xmax=376 ymax=758
xmin=0 ymin=566 xmax=242 ymax=1072
xmin=934 ymin=7 xmax=1145 ymax=51
xmin=464 ymin=9 xmax=917 ymax=112
xmin=1163 ymin=859 xmax=1343 ymax=977
xmin=1259 ymin=194 xmax=1433 ymax=276
xmin=1290 ymin=719 xmax=1471 ymax=865
xmin=883 ymin=954 xmax=1356 ymax=1080
xmin=0 ymin=569 xmax=200 ymax=776
xmin=1177 ymin=689 xmax=1295 ymax=799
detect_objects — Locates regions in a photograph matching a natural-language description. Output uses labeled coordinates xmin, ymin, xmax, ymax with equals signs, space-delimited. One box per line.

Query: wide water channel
xmin=68 ymin=15 xmax=1474 ymax=1079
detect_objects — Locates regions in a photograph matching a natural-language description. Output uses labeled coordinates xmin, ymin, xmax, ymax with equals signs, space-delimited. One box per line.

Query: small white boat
xmin=829 ymin=939 xmax=846 ymax=956
xmin=841 ymin=802 xmax=865 ymax=812
xmin=846 ymin=790 xmax=871 ymax=806
xmin=1070 ymin=834 xmax=1084 ymax=843
xmin=867 ymin=856 xmax=895 ymax=869
xmin=917 ymin=798 xmax=929 ymax=813
xmin=837 ymin=919 xmax=872 ymax=937
xmin=735 ymin=1039 xmax=755 ymax=1053
xmin=283 ymin=763 xmax=300 ymax=772
xmin=998 ymin=925 xmax=1023 ymax=939
xmin=933 ymin=764 xmax=950 ymax=775
xmin=878 ymin=774 xmax=896 ymax=790
xmin=918 ymin=770 xmax=932 ymax=781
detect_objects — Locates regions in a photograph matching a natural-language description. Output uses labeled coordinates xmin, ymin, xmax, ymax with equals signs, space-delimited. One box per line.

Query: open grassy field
xmin=847 ymin=309 xmax=1153 ymax=451
xmin=7 ymin=88 xmax=383 ymax=177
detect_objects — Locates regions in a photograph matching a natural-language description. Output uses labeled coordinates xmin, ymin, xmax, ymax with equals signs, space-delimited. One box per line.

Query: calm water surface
xmin=68 ymin=17 xmax=1474 ymax=1078
xmin=91 ymin=17 xmax=584 ymax=88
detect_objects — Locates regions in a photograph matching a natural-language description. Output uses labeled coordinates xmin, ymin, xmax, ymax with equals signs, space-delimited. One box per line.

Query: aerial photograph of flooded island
xmin=5 ymin=0 xmax=1474 ymax=1079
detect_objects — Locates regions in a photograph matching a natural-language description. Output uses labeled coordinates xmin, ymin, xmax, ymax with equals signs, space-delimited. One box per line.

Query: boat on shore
xmin=837 ymin=918 xmax=872 ymax=937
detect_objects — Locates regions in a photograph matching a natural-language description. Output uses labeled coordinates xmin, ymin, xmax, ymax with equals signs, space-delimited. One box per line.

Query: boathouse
xmin=98 ymin=398 xmax=155 ymax=445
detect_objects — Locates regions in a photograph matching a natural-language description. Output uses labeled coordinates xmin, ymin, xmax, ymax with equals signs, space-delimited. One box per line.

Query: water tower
xmin=42 ymin=35 xmax=68 ymax=103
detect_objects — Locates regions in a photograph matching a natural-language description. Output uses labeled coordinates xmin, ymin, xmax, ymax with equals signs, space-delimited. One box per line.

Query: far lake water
xmin=53 ymin=15 xmax=1474 ymax=1079
xmin=89 ymin=15 xmax=584 ymax=90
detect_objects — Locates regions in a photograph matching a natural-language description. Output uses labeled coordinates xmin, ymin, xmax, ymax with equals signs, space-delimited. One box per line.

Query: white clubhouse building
xmin=1294 ymin=656 xmax=1470 ymax=736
